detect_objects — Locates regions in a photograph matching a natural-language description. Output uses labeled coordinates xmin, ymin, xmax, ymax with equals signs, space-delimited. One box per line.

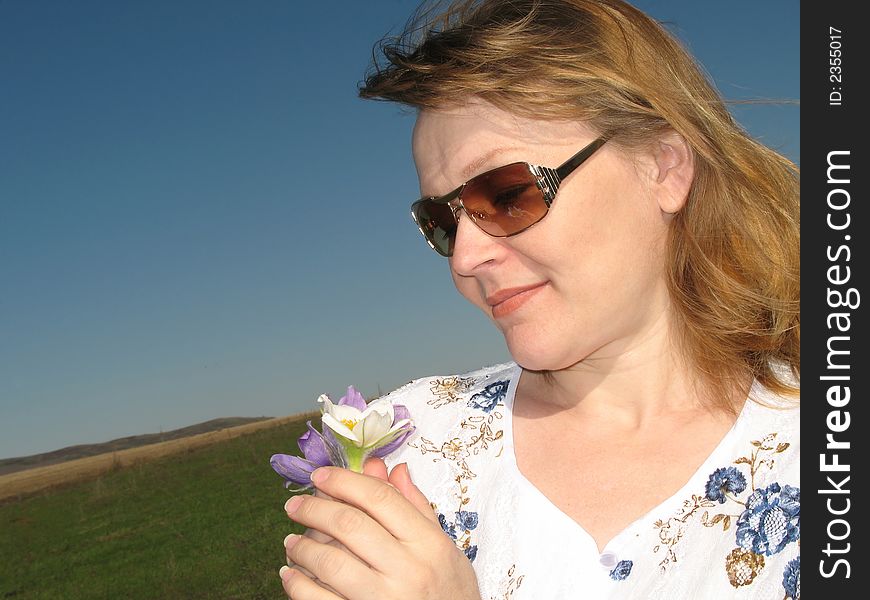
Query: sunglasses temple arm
xmin=555 ymin=137 xmax=608 ymax=180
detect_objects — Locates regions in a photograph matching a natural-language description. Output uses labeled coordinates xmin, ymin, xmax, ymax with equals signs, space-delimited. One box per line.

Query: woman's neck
xmin=514 ymin=314 xmax=737 ymax=429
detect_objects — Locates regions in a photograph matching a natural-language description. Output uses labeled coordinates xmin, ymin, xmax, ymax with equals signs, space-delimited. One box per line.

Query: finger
xmin=310 ymin=467 xmax=438 ymax=543
xmin=314 ymin=488 xmax=337 ymax=502
xmin=284 ymin=534 xmax=319 ymax=585
xmin=303 ymin=489 xmax=339 ymax=545
xmin=284 ymin=534 xmax=342 ymax=595
xmin=363 ymin=457 xmax=389 ymax=480
xmin=279 ymin=565 xmax=343 ymax=600
xmin=388 ymin=463 xmax=438 ymax=523
xmin=284 ymin=533 xmax=376 ymax=599
xmin=286 ymin=494 xmax=402 ymax=572
xmin=303 ymin=527 xmax=336 ymax=545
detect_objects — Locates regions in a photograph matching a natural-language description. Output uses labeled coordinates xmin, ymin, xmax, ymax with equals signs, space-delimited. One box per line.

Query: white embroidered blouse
xmin=382 ymin=362 xmax=800 ymax=600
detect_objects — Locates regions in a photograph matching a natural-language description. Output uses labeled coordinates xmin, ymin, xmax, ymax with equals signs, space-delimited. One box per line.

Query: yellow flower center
xmin=341 ymin=418 xmax=358 ymax=430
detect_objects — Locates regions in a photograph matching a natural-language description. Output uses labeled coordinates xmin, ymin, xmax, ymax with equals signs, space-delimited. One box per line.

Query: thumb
xmin=388 ymin=463 xmax=437 ymax=523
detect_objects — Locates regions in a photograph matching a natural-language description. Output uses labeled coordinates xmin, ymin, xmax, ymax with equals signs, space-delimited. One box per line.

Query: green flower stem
xmin=344 ymin=445 xmax=366 ymax=473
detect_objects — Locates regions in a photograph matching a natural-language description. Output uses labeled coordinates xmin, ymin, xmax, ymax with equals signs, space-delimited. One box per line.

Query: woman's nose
xmin=449 ymin=209 xmax=504 ymax=273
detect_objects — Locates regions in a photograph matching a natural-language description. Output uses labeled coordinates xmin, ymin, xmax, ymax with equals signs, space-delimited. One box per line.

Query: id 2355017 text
xmin=829 ymin=27 xmax=843 ymax=106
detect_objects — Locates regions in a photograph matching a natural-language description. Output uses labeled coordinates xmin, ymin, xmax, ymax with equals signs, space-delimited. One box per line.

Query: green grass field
xmin=0 ymin=415 xmax=315 ymax=599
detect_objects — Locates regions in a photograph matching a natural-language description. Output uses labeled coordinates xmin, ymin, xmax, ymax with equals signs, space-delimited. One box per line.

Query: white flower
xmin=319 ymin=394 xmax=413 ymax=451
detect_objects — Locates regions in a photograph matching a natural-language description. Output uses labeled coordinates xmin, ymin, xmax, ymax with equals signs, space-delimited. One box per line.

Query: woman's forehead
xmin=414 ymin=100 xmax=587 ymax=144
xmin=412 ymin=101 xmax=592 ymax=179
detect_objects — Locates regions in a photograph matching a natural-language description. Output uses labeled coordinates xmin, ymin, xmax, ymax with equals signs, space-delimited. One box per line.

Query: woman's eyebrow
xmin=459 ymin=146 xmax=523 ymax=179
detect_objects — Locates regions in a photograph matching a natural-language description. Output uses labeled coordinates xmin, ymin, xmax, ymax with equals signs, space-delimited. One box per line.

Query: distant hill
xmin=0 ymin=416 xmax=272 ymax=476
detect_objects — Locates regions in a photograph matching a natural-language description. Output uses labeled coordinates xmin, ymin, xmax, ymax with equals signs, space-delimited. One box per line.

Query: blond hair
xmin=360 ymin=0 xmax=799 ymax=410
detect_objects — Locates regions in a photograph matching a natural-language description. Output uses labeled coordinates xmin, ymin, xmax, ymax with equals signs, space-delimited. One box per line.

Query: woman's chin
xmin=504 ymin=337 xmax=576 ymax=373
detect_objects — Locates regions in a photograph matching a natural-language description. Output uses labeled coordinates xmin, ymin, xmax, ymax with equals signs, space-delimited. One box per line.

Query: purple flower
xmin=336 ymin=385 xmax=367 ymax=410
xmin=736 ymin=483 xmax=800 ymax=556
xmin=270 ymin=386 xmax=415 ymax=488
xmin=270 ymin=421 xmax=337 ymax=490
xmin=704 ymin=466 xmax=748 ymax=503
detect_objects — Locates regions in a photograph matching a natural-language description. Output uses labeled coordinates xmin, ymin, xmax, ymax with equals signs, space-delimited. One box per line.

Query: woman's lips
xmin=487 ymin=282 xmax=547 ymax=318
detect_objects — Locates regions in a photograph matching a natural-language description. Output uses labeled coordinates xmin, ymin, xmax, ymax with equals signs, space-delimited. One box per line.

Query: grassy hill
xmin=0 ymin=414 xmax=316 ymax=599
xmin=0 ymin=417 xmax=274 ymax=476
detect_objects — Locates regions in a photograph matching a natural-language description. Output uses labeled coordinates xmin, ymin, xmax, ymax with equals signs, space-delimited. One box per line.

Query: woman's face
xmin=412 ymin=100 xmax=683 ymax=371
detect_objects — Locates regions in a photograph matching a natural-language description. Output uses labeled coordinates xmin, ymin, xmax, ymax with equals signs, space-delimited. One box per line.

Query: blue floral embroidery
xmin=438 ymin=513 xmax=457 ymax=539
xmin=609 ymin=560 xmax=633 ymax=581
xmin=736 ymin=483 xmax=800 ymax=556
xmin=704 ymin=466 xmax=747 ymax=503
xmin=782 ymin=557 xmax=800 ymax=599
xmin=468 ymin=380 xmax=509 ymax=413
xmin=438 ymin=510 xmax=480 ymax=563
xmin=464 ymin=545 xmax=479 ymax=562
xmin=456 ymin=510 xmax=479 ymax=530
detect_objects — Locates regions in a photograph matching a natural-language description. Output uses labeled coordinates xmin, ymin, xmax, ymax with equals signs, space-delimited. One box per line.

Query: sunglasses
xmin=410 ymin=136 xmax=608 ymax=257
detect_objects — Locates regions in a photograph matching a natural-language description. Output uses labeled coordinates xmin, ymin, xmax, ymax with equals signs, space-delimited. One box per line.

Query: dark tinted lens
xmin=461 ymin=163 xmax=547 ymax=236
xmin=412 ymin=199 xmax=457 ymax=257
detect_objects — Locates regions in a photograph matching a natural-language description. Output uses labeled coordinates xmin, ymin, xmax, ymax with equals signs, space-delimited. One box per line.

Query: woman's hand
xmin=278 ymin=461 xmax=481 ymax=600
xmin=284 ymin=459 xmax=390 ymax=592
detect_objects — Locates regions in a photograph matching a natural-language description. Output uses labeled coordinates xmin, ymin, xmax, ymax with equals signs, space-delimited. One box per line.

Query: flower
xmin=464 ymin=545 xmax=478 ymax=562
xmin=270 ymin=386 xmax=415 ymax=489
xmin=725 ymin=547 xmax=765 ymax=588
xmin=438 ymin=510 xmax=480 ymax=539
xmin=609 ymin=560 xmax=633 ymax=581
xmin=782 ymin=557 xmax=800 ymax=599
xmin=735 ymin=483 xmax=800 ymax=556
xmin=468 ymin=380 xmax=509 ymax=413
xmin=438 ymin=513 xmax=458 ymax=540
xmin=455 ymin=510 xmax=479 ymax=530
xmin=438 ymin=510 xmax=480 ymax=563
xmin=704 ymin=466 xmax=748 ymax=503
xmin=319 ymin=386 xmax=415 ymax=471
xmin=270 ymin=421 xmax=340 ymax=490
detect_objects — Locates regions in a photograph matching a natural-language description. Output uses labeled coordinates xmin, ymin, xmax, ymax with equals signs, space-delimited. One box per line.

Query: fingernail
xmin=284 ymin=533 xmax=300 ymax=549
xmin=311 ymin=467 xmax=329 ymax=484
xmin=284 ymin=495 xmax=303 ymax=514
xmin=279 ymin=565 xmax=294 ymax=582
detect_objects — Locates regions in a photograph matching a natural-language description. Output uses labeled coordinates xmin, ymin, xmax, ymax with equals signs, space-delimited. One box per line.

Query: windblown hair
xmin=360 ymin=0 xmax=800 ymax=410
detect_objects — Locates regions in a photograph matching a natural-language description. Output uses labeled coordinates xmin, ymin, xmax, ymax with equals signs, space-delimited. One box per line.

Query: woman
xmin=278 ymin=1 xmax=800 ymax=598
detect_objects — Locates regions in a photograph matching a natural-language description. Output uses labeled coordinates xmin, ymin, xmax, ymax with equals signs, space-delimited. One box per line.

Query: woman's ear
xmin=650 ymin=130 xmax=694 ymax=214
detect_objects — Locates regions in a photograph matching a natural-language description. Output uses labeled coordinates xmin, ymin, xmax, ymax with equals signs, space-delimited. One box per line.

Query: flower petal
xmin=270 ymin=453 xmax=318 ymax=488
xmin=392 ymin=403 xmax=411 ymax=423
xmin=360 ymin=408 xmax=395 ymax=448
xmin=365 ymin=419 xmax=414 ymax=453
xmin=339 ymin=385 xmax=367 ymax=411
xmin=330 ymin=403 xmax=365 ymax=423
xmin=369 ymin=425 xmax=415 ymax=458
xmin=360 ymin=398 xmax=395 ymax=422
xmin=317 ymin=393 xmax=334 ymax=411
xmin=321 ymin=425 xmax=349 ymax=468
xmin=322 ymin=412 xmax=362 ymax=444
xmin=319 ymin=394 xmax=364 ymax=422
xmin=298 ymin=421 xmax=332 ymax=467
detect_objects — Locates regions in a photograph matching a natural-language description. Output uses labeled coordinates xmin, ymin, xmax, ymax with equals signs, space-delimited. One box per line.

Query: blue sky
xmin=0 ymin=0 xmax=798 ymax=459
